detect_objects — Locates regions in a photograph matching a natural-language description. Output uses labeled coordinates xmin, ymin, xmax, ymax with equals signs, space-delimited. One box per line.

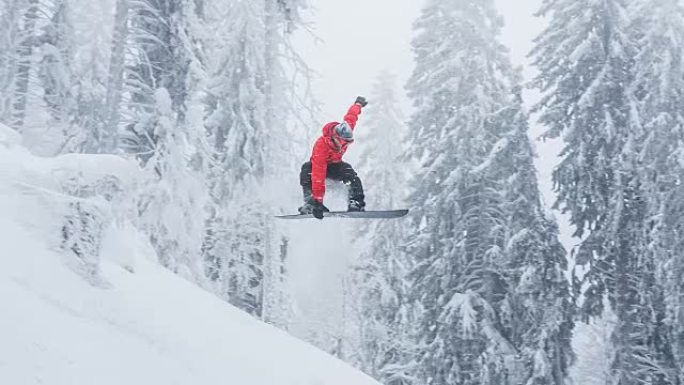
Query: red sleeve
xmin=343 ymin=103 xmax=362 ymax=130
xmin=310 ymin=138 xmax=328 ymax=202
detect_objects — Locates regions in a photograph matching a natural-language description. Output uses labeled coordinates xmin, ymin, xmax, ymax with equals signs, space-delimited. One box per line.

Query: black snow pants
xmin=300 ymin=161 xmax=365 ymax=205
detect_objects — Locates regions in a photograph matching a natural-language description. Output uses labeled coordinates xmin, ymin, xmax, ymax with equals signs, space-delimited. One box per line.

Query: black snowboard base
xmin=275 ymin=209 xmax=409 ymax=220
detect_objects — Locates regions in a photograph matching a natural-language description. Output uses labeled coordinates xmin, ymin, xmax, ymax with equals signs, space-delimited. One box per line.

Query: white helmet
xmin=334 ymin=122 xmax=354 ymax=142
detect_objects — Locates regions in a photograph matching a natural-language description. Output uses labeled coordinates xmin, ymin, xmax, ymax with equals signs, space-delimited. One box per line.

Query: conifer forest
xmin=1 ymin=0 xmax=684 ymax=384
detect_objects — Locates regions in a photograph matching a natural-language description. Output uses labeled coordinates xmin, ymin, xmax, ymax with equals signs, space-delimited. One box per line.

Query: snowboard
xmin=275 ymin=209 xmax=409 ymax=220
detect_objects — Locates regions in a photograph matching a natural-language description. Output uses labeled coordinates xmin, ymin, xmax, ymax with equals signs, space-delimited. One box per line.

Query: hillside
xmin=0 ymin=124 xmax=379 ymax=385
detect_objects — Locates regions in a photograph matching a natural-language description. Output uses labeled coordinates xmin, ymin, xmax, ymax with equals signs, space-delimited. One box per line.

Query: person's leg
xmin=325 ymin=162 xmax=344 ymax=181
xmin=298 ymin=162 xmax=314 ymax=213
xmin=299 ymin=161 xmax=313 ymax=199
xmin=332 ymin=162 xmax=365 ymax=211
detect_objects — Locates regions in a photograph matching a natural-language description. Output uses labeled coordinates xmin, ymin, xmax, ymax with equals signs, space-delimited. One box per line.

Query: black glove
xmin=355 ymin=96 xmax=368 ymax=107
xmin=312 ymin=200 xmax=329 ymax=220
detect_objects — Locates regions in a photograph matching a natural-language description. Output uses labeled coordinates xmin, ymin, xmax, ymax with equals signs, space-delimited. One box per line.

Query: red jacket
xmin=310 ymin=103 xmax=363 ymax=202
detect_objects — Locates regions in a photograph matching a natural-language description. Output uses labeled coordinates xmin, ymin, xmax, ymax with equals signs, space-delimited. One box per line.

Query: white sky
xmin=289 ymin=0 xmax=577 ymax=345
xmin=295 ymin=0 xmax=424 ymax=120
xmin=296 ymin=0 xmax=545 ymax=119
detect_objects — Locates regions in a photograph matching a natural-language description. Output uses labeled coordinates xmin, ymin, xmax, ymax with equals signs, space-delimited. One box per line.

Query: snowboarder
xmin=298 ymin=96 xmax=368 ymax=219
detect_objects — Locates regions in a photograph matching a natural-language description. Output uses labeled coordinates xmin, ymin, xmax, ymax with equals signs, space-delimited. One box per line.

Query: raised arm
xmin=343 ymin=96 xmax=368 ymax=130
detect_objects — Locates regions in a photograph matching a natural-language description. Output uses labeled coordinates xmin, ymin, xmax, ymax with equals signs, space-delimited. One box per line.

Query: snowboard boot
xmin=299 ymin=189 xmax=315 ymax=214
xmin=298 ymin=201 xmax=315 ymax=215
xmin=299 ymin=198 xmax=330 ymax=216
xmin=347 ymin=200 xmax=365 ymax=212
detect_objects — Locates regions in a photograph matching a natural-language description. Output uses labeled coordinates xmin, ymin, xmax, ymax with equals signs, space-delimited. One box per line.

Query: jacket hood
xmin=321 ymin=121 xmax=350 ymax=153
xmin=322 ymin=121 xmax=339 ymax=138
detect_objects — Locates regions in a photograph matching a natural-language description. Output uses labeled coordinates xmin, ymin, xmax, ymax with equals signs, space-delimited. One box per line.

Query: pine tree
xmin=61 ymin=200 xmax=104 ymax=283
xmin=492 ymin=93 xmax=574 ymax=384
xmin=201 ymin=0 xmax=307 ymax=317
xmin=64 ymin=0 xmax=116 ymax=153
xmin=0 ymin=0 xmax=107 ymax=154
xmin=356 ymin=71 xmax=407 ymax=212
xmin=200 ymin=0 xmax=271 ymax=316
xmin=261 ymin=236 xmax=294 ymax=329
xmin=0 ymin=0 xmax=23 ymax=124
xmin=134 ymin=88 xmax=207 ymax=282
xmin=351 ymin=71 xmax=415 ymax=385
xmin=404 ymin=1 xmax=573 ymax=383
xmin=0 ymin=0 xmax=24 ymax=122
xmin=33 ymin=0 xmax=89 ymax=155
xmin=73 ymin=0 xmax=207 ymax=281
xmin=10 ymin=0 xmax=39 ymax=130
xmin=99 ymin=0 xmax=128 ymax=153
xmin=0 ymin=0 xmax=81 ymax=153
xmin=629 ymin=0 xmax=684 ymax=381
xmin=59 ymin=169 xmax=130 ymax=287
xmin=532 ymin=0 xmax=677 ymax=383
xmin=120 ymin=0 xmax=190 ymax=160
xmin=36 ymin=1 xmax=74 ymax=137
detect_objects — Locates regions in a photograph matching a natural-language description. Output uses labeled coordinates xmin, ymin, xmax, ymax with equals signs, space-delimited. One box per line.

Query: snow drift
xmin=0 ymin=123 xmax=379 ymax=385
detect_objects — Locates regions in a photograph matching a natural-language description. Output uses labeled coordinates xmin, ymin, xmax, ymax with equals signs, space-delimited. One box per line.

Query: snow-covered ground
xmin=0 ymin=123 xmax=379 ymax=385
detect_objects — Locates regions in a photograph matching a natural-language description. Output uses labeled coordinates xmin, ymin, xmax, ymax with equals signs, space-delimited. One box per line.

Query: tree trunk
xmin=11 ymin=0 xmax=39 ymax=130
xmin=101 ymin=0 xmax=129 ymax=153
xmin=0 ymin=0 xmax=21 ymax=123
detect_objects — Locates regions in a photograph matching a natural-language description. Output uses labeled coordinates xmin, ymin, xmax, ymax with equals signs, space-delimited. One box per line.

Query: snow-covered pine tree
xmin=0 ymin=0 xmax=112 ymax=154
xmin=200 ymin=0 xmax=271 ymax=317
xmin=532 ymin=0 xmax=677 ymax=383
xmin=0 ymin=0 xmax=80 ymax=153
xmin=629 ymin=0 xmax=684 ymax=381
xmin=120 ymin=0 xmax=189 ymax=161
xmin=59 ymin=170 xmax=130 ymax=287
xmin=405 ymin=1 xmax=573 ymax=383
xmin=35 ymin=0 xmax=76 ymax=151
xmin=10 ymin=0 xmax=39 ymax=130
xmin=134 ymin=88 xmax=207 ymax=282
xmin=258 ymin=0 xmax=308 ymax=327
xmin=61 ymin=199 xmax=104 ymax=283
xmin=30 ymin=0 xmax=99 ymax=155
xmin=261 ymin=236 xmax=294 ymax=329
xmin=0 ymin=0 xmax=22 ymax=124
xmin=98 ymin=0 xmax=128 ymax=154
xmin=201 ymin=0 xmax=307 ymax=318
xmin=32 ymin=0 xmax=111 ymax=154
xmin=355 ymin=71 xmax=407 ymax=212
xmin=115 ymin=0 xmax=208 ymax=281
xmin=491 ymin=91 xmax=574 ymax=384
xmin=351 ymin=71 xmax=414 ymax=385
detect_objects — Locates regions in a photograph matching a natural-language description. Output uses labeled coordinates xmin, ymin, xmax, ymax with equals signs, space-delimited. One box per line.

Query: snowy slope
xmin=0 ymin=124 xmax=380 ymax=385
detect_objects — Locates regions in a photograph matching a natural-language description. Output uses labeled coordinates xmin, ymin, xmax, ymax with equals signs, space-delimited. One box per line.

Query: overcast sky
xmin=296 ymin=0 xmax=544 ymax=119
xmin=295 ymin=0 xmax=422 ymax=120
